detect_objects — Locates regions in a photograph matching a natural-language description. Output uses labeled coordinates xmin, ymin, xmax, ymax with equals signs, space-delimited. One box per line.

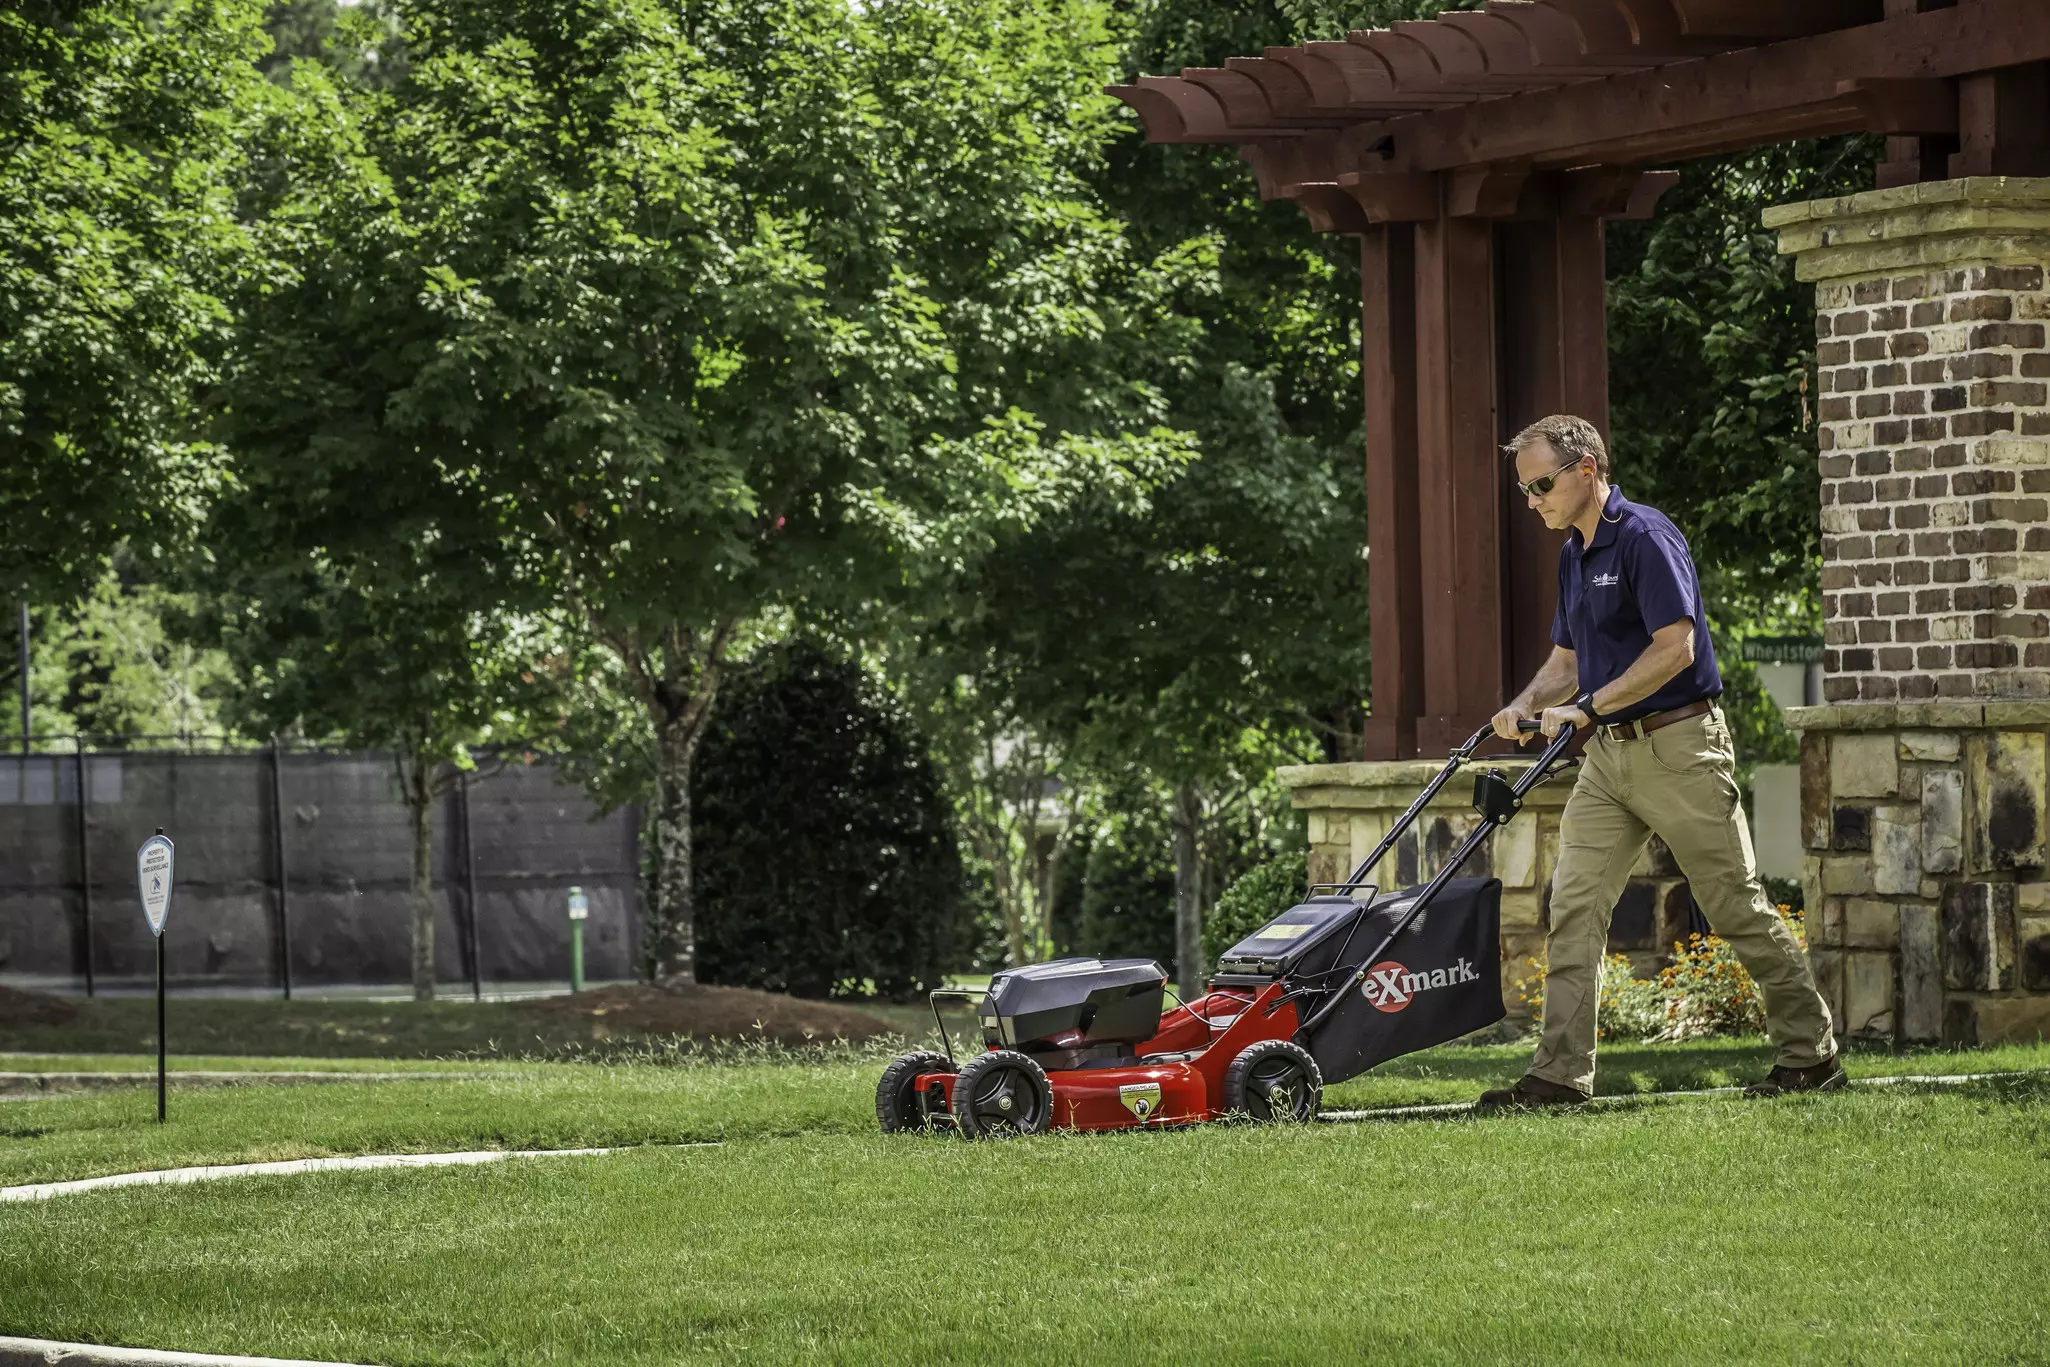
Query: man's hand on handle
xmin=1491 ymin=704 xmax=1536 ymax=742
xmin=1539 ymin=704 xmax=1589 ymax=739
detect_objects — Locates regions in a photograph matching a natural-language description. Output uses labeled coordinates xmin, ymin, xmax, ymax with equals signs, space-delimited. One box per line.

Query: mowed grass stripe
xmin=5 ymin=1038 xmax=2050 ymax=1187
xmin=2 ymin=1078 xmax=2046 ymax=1365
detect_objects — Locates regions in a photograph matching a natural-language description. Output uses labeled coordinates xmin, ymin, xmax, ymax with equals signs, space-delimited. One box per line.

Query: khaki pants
xmin=1530 ymin=706 xmax=1836 ymax=1095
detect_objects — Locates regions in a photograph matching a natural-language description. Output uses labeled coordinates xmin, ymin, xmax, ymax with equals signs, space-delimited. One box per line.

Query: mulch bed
xmin=0 ymin=985 xmax=79 ymax=1028
xmin=515 ymin=982 xmax=900 ymax=1045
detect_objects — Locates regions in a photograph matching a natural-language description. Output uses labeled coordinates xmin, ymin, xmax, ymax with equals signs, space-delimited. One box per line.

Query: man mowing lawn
xmin=1484 ymin=414 xmax=1842 ymax=1110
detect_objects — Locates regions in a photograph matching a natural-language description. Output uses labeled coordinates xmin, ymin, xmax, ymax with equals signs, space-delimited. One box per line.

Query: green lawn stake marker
xmin=136 ymin=827 xmax=174 ymax=1123
xmin=567 ymin=886 xmax=588 ymax=993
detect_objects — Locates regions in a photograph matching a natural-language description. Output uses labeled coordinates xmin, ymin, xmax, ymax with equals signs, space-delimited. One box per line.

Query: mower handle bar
xmin=1317 ymin=718 xmax=1552 ymax=899
xmin=1292 ymin=718 xmax=1581 ymax=1042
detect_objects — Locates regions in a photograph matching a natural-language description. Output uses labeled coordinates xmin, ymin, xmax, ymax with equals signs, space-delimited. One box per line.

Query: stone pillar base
xmin=1275 ymin=758 xmax=1700 ymax=1022
xmin=1788 ymin=701 xmax=2050 ymax=1045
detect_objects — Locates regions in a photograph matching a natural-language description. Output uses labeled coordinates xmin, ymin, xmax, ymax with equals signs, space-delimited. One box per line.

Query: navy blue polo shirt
xmin=1551 ymin=487 xmax=1721 ymax=724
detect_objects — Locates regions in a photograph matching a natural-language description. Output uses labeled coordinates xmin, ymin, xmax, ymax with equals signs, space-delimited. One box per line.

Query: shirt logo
xmin=1591 ymin=571 xmax=1620 ymax=587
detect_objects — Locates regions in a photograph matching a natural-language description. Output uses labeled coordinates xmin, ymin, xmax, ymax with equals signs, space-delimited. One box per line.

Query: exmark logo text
xmin=1361 ymin=957 xmax=1480 ymax=1013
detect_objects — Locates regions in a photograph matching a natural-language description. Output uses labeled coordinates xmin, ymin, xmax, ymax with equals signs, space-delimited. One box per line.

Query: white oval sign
xmin=137 ymin=834 xmax=175 ymax=937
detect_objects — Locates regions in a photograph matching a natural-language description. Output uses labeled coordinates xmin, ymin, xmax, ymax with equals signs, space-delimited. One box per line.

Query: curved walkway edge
xmin=0 ymin=1335 xmax=376 ymax=1367
xmin=0 ymin=1143 xmax=721 ymax=1204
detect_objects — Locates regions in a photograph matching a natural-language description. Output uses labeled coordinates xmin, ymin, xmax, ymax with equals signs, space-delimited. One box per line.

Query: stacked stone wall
xmin=1773 ymin=178 xmax=2050 ymax=1047
xmin=1815 ymin=263 xmax=2050 ymax=703
xmin=1794 ymin=707 xmax=2050 ymax=1045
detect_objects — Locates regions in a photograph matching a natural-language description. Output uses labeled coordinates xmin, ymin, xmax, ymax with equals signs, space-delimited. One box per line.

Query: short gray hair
xmin=1504 ymin=414 xmax=1608 ymax=479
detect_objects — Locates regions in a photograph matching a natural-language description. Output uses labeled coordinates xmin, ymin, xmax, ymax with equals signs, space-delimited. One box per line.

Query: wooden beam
xmin=1179 ymin=69 xmax=1282 ymax=129
xmin=1435 ymin=11 xmax=1585 ymax=87
xmin=1348 ymin=30 xmax=1445 ymax=93
xmin=1305 ymin=40 xmax=1475 ymax=108
xmin=1413 ymin=214 xmax=1506 ymax=754
xmin=1447 ymin=166 xmax=1532 ymax=217
xmin=1620 ymin=169 xmax=1680 ymax=219
xmin=1392 ymin=20 xmax=1494 ymax=85
xmin=1671 ymin=0 xmax=1883 ymax=39
xmin=1949 ymin=61 xmax=2050 ymax=177
xmin=1225 ymin=57 xmax=1316 ymax=122
xmin=1265 ymin=47 xmax=1354 ymax=111
xmin=1361 ymin=226 xmax=1423 ymax=761
xmin=1336 ymin=171 xmax=1442 ymax=222
xmin=1603 ymin=0 xmax=1739 ymax=53
xmin=1292 ymin=184 xmax=1375 ymax=234
xmin=1364 ymin=0 xmax=2048 ymax=171
xmin=1482 ymin=1 xmax=1684 ymax=74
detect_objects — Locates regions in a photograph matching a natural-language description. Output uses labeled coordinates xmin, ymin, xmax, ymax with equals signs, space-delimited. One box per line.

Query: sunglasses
xmin=1515 ymin=455 xmax=1588 ymax=499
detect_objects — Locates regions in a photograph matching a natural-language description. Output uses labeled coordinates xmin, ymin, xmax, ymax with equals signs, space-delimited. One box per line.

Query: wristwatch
xmin=1574 ymin=691 xmax=1602 ymax=725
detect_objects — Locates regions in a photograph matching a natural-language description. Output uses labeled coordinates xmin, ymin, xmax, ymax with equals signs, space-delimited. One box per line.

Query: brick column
xmin=1766 ymin=178 xmax=2050 ymax=1046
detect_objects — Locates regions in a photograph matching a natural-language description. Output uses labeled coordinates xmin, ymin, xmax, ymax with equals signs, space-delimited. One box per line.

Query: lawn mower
xmin=876 ymin=719 xmax=1580 ymax=1137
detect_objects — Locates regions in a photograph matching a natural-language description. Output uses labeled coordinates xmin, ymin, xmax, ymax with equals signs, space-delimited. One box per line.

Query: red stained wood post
xmin=1361 ymin=225 xmax=1422 ymax=761
xmin=1412 ymin=208 xmax=1506 ymax=757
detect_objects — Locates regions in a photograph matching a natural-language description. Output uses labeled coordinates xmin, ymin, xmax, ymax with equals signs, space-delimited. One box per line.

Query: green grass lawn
xmin=5 ymin=1036 xmax=2050 ymax=1187
xmin=3 ymin=1060 xmax=2046 ymax=1363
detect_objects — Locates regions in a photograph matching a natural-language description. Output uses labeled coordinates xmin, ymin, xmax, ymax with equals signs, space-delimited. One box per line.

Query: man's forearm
xmin=1513 ymin=648 xmax=1578 ymax=712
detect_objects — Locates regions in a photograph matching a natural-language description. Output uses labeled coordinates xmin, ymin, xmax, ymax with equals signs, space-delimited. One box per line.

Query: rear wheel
xmin=876 ymin=1051 xmax=954 ymax=1134
xmin=1223 ymin=1040 xmax=1322 ymax=1123
xmin=951 ymin=1049 xmax=1053 ymax=1139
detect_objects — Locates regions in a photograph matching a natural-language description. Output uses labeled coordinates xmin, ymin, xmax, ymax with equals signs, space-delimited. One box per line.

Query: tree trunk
xmin=648 ymin=714 xmax=701 ymax=985
xmin=403 ymin=749 xmax=435 ymax=1002
xmin=1171 ymin=782 xmax=1204 ymax=999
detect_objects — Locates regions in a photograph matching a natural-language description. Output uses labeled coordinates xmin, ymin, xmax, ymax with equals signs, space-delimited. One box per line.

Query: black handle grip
xmin=1516 ymin=719 xmax=1541 ymax=733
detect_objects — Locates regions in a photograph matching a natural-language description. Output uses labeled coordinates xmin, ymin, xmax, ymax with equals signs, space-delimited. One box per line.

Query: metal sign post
xmin=567 ymin=886 xmax=588 ymax=994
xmin=136 ymin=829 xmax=174 ymax=1123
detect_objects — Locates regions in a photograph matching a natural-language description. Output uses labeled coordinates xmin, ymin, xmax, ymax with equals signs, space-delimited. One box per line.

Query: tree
xmin=188 ymin=45 xmax=550 ymax=1000
xmin=914 ymin=0 xmax=1380 ymax=993
xmin=908 ymin=670 xmax=1072 ymax=968
xmin=0 ymin=0 xmax=269 ymax=602
xmin=692 ymin=642 xmax=974 ymax=999
xmin=368 ymin=0 xmax=1193 ymax=986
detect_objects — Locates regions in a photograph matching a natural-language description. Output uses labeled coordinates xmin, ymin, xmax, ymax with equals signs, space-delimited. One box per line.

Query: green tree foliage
xmin=0 ymin=0 xmax=268 ymax=601
xmin=921 ymin=0 xmax=1380 ymax=990
xmin=692 ymin=643 xmax=973 ymax=1000
xmin=367 ymin=0 xmax=1192 ymax=984
xmin=186 ymin=40 xmax=552 ymax=999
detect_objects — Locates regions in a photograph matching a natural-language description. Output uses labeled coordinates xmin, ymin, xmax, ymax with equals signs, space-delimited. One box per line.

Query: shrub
xmin=692 ymin=643 xmax=978 ymax=1000
xmin=1515 ymin=906 xmax=1808 ymax=1041
xmin=1202 ymin=851 xmax=1309 ymax=972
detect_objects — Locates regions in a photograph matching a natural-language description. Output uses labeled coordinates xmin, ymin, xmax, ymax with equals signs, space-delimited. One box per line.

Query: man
xmin=1478 ymin=414 xmax=1842 ymax=1110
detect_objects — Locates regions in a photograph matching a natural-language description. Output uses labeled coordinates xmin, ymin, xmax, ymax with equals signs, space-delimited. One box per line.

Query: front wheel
xmin=1222 ymin=1040 xmax=1322 ymax=1123
xmin=951 ymin=1049 xmax=1053 ymax=1139
xmin=876 ymin=1050 xmax=954 ymax=1134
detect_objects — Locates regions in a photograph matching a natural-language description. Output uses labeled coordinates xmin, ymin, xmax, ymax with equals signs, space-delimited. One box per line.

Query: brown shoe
xmin=1744 ymin=1055 xmax=1848 ymax=1098
xmin=1474 ymin=1074 xmax=1591 ymax=1112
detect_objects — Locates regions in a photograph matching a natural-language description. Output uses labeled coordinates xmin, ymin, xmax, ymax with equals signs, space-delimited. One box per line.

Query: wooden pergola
xmin=1109 ymin=0 xmax=2048 ymax=759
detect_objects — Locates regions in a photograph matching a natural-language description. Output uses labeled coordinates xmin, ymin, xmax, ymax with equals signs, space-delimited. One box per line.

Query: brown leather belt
xmin=1597 ymin=699 xmax=1714 ymax=743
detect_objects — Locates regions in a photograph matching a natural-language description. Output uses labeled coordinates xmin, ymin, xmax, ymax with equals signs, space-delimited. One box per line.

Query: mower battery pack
xmin=1214 ymin=896 xmax=1369 ymax=980
xmin=978 ymin=958 xmax=1168 ymax=1065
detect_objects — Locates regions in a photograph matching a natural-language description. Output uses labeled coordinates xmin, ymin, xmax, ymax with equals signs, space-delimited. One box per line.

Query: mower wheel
xmin=950 ymin=1049 xmax=1053 ymax=1140
xmin=876 ymin=1051 xmax=955 ymax=1134
xmin=1222 ymin=1040 xmax=1322 ymax=1123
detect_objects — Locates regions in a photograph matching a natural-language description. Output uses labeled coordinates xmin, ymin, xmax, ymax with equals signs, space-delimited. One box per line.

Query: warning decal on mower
xmin=1361 ymin=957 xmax=1480 ymax=1013
xmin=1119 ymin=1083 xmax=1162 ymax=1120
xmin=1250 ymin=922 xmax=1314 ymax=941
